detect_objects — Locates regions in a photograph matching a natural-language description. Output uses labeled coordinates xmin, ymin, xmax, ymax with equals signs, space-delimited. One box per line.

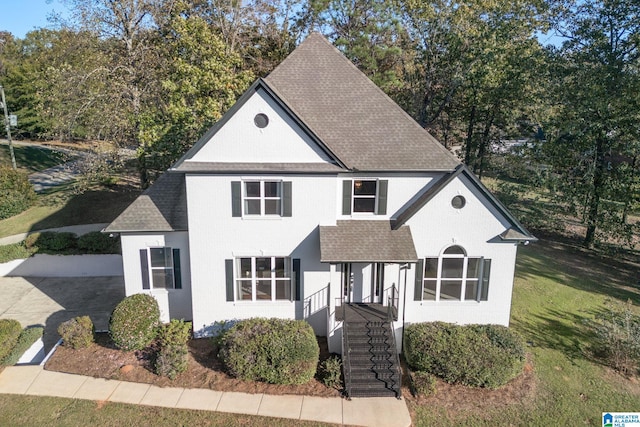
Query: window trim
xmin=243 ymin=180 xmax=282 ymax=217
xmin=141 ymin=247 xmax=181 ymax=290
xmin=419 ymin=246 xmax=489 ymax=302
xmin=234 ymin=256 xmax=293 ymax=302
xmin=342 ymin=178 xmax=388 ymax=215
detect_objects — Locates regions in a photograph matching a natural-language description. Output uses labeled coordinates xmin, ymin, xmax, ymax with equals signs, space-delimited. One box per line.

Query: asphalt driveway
xmin=0 ymin=276 xmax=125 ymax=352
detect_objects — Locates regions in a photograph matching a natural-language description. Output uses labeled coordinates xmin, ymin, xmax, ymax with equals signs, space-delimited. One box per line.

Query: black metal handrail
xmin=340 ymin=295 xmax=353 ymax=399
xmin=386 ymin=289 xmax=401 ymax=398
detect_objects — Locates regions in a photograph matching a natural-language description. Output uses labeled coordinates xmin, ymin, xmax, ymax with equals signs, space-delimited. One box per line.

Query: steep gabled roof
xmin=104 ymin=172 xmax=188 ymax=233
xmin=391 ymin=164 xmax=536 ymax=241
xmin=171 ymin=78 xmax=346 ymax=172
xmin=265 ymin=33 xmax=460 ymax=172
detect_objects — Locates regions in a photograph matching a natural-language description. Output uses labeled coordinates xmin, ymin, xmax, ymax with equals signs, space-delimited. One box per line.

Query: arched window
xmin=418 ymin=246 xmax=491 ymax=302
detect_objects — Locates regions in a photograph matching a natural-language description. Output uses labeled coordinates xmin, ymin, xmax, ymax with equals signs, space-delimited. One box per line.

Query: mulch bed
xmin=45 ymin=332 xmax=341 ymax=397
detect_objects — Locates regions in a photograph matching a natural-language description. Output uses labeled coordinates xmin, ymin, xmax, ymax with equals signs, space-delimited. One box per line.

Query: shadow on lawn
xmin=29 ymin=184 xmax=140 ymax=233
xmin=511 ymin=307 xmax=606 ymax=363
xmin=516 ymin=239 xmax=640 ymax=304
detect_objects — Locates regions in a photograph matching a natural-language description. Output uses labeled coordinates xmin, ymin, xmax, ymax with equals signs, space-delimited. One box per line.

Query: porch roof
xmin=319 ymin=220 xmax=418 ymax=263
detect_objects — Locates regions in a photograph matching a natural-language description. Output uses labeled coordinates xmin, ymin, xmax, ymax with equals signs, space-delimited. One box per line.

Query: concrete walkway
xmin=0 ymin=366 xmax=413 ymax=427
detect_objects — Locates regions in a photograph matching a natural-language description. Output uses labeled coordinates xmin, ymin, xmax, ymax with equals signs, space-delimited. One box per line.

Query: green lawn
xmin=0 ymin=395 xmax=330 ymax=427
xmin=0 ymin=144 xmax=69 ymax=173
xmin=412 ymin=240 xmax=640 ymax=425
xmin=0 ymin=183 xmax=141 ymax=238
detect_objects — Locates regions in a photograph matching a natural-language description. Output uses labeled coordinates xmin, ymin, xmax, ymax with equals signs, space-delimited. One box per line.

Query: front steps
xmin=343 ymin=318 xmax=402 ymax=398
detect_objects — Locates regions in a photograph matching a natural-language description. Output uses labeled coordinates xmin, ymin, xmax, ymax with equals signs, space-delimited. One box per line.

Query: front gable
xmin=174 ymin=80 xmax=340 ymax=168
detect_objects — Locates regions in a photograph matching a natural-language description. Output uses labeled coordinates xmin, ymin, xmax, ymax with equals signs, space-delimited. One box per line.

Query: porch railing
xmin=386 ymin=286 xmax=401 ymax=398
xmin=339 ymin=293 xmax=353 ymax=399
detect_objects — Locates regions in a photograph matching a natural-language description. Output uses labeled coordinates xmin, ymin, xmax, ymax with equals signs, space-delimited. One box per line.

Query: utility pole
xmin=0 ymin=83 xmax=17 ymax=170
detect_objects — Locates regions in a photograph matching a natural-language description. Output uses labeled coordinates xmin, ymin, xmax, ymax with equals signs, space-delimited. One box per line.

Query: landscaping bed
xmin=45 ymin=332 xmax=341 ymax=397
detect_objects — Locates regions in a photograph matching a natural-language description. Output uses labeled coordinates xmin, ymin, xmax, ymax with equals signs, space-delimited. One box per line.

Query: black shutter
xmin=480 ymin=259 xmax=491 ymax=301
xmin=140 ymin=249 xmax=150 ymax=290
xmin=293 ymin=258 xmax=301 ymax=301
xmin=414 ymin=259 xmax=424 ymax=301
xmin=172 ymin=248 xmax=182 ymax=289
xmin=376 ymin=180 xmax=388 ymax=215
xmin=342 ymin=180 xmax=352 ymax=215
xmin=225 ymin=259 xmax=234 ymax=301
xmin=231 ymin=181 xmax=241 ymax=217
xmin=282 ymin=181 xmax=292 ymax=217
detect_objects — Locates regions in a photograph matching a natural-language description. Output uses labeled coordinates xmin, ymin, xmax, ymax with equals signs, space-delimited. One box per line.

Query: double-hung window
xmin=235 ymin=257 xmax=292 ymax=301
xmin=244 ymin=181 xmax=282 ymax=215
xmin=416 ymin=245 xmax=490 ymax=302
xmin=342 ymin=179 xmax=388 ymax=215
xmin=231 ymin=180 xmax=292 ymax=217
xmin=139 ymin=247 xmax=182 ymax=290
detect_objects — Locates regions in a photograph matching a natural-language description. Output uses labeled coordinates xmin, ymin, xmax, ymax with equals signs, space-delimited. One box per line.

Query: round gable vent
xmin=254 ymin=113 xmax=269 ymax=128
xmin=451 ymin=195 xmax=466 ymax=209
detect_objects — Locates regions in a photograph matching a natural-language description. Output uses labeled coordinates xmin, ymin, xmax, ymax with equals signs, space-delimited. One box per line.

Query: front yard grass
xmin=411 ymin=240 xmax=640 ymax=425
xmin=0 ymin=395 xmax=329 ymax=427
xmin=0 ymin=144 xmax=69 ymax=173
xmin=0 ymin=182 xmax=141 ymax=239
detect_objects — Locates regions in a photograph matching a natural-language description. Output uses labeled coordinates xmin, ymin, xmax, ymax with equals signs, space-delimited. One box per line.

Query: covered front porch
xmin=318 ymin=220 xmax=417 ymax=357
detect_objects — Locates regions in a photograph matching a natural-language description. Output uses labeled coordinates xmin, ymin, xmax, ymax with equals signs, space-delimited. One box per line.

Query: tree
xmin=544 ymin=0 xmax=640 ymax=247
xmin=137 ymin=0 xmax=254 ymax=174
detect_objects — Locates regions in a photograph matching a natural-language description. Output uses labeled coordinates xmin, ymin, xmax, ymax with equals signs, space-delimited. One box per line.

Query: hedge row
xmin=0 ymin=319 xmax=24 ymax=362
xmin=218 ymin=318 xmax=319 ymax=385
xmin=1 ymin=326 xmax=44 ymax=366
xmin=24 ymin=231 xmax=120 ymax=254
xmin=404 ymin=322 xmax=525 ymax=389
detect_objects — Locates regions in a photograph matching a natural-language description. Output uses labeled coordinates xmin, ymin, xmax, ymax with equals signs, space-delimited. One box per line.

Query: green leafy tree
xmin=543 ymin=0 xmax=640 ymax=248
xmin=137 ymin=2 xmax=253 ymax=174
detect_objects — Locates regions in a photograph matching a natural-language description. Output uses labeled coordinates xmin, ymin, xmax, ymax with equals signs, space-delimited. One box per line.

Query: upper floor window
xmin=231 ymin=180 xmax=292 ymax=218
xmin=415 ymin=245 xmax=490 ymax=302
xmin=244 ymin=181 xmax=281 ymax=215
xmin=342 ymin=179 xmax=388 ymax=215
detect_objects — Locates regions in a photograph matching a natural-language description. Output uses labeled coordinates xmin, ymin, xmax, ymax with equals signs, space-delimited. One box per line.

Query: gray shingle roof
xmin=104 ymin=172 xmax=188 ymax=232
xmin=265 ymin=33 xmax=460 ymax=172
xmin=319 ymin=220 xmax=417 ymax=262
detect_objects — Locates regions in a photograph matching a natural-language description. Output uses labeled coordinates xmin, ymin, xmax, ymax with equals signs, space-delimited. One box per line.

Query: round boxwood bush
xmin=218 ymin=318 xmax=319 ymax=385
xmin=58 ymin=316 xmax=95 ymax=349
xmin=109 ymin=294 xmax=160 ymax=351
xmin=0 ymin=167 xmax=36 ymax=220
xmin=404 ymin=322 xmax=525 ymax=389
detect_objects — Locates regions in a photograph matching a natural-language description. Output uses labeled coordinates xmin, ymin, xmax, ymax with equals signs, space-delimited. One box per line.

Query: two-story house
xmin=105 ymin=33 xmax=534 ymax=397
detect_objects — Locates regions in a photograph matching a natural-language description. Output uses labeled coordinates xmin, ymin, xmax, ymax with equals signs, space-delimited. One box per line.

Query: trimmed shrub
xmin=24 ymin=232 xmax=41 ymax=249
xmin=218 ymin=318 xmax=319 ymax=385
xmin=58 ymin=316 xmax=94 ymax=349
xmin=319 ymin=355 xmax=342 ymax=389
xmin=410 ymin=371 xmax=437 ymax=397
xmin=0 ymin=167 xmax=36 ymax=220
xmin=154 ymin=320 xmax=191 ymax=379
xmin=35 ymin=231 xmax=78 ymax=251
xmin=587 ymin=300 xmax=640 ymax=375
xmin=109 ymin=294 xmax=160 ymax=351
xmin=155 ymin=345 xmax=189 ymax=379
xmin=404 ymin=322 xmax=525 ymax=389
xmin=77 ymin=231 xmax=120 ymax=254
xmin=0 ymin=319 xmax=22 ymax=362
xmin=1 ymin=326 xmax=44 ymax=366
xmin=158 ymin=319 xmax=191 ymax=347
